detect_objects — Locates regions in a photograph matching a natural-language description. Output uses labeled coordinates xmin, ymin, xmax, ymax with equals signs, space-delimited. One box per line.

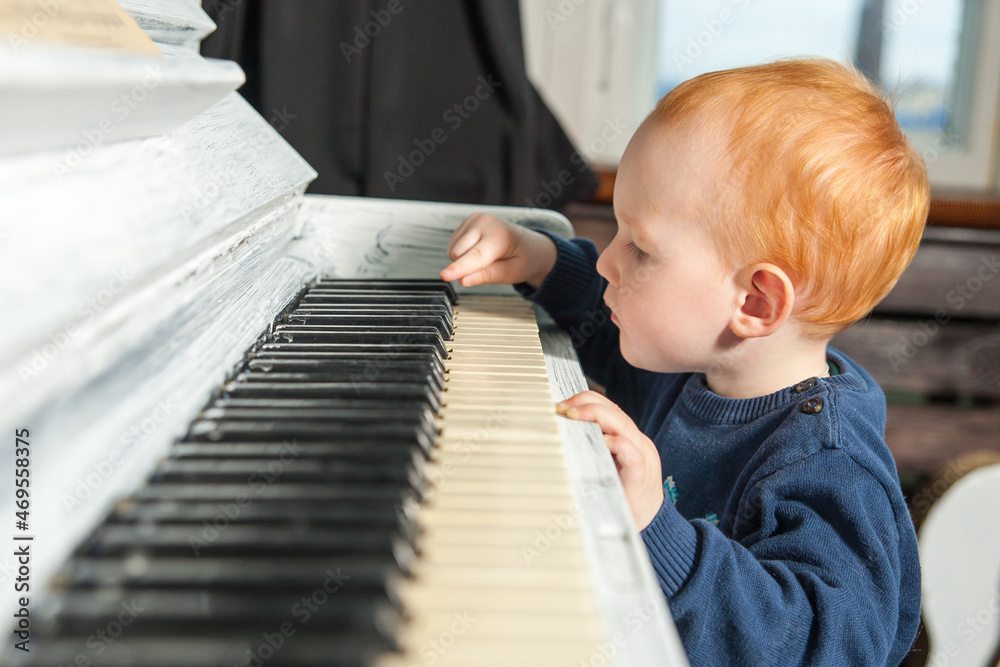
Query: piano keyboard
xmin=25 ymin=280 xmax=605 ymax=667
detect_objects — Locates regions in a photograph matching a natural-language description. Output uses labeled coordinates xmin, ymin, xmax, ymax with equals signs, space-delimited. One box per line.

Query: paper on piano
xmin=0 ymin=0 xmax=160 ymax=55
xmin=0 ymin=1 xmax=244 ymax=156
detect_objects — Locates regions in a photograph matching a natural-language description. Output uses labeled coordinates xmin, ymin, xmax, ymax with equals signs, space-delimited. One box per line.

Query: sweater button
xmin=794 ymin=377 xmax=817 ymax=393
xmin=801 ymin=397 xmax=824 ymax=414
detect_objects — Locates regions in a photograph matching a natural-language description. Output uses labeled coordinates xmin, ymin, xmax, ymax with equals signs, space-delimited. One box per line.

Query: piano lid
xmin=0 ymin=6 xmax=688 ymax=667
xmin=0 ymin=0 xmax=316 ymax=607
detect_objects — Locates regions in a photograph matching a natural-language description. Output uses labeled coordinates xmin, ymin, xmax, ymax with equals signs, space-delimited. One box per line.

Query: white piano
xmin=0 ymin=2 xmax=686 ymax=665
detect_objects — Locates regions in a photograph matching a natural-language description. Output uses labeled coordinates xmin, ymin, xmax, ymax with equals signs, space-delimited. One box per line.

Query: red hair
xmin=650 ymin=58 xmax=929 ymax=338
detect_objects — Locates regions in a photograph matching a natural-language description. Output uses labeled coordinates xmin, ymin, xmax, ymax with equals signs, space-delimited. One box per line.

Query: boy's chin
xmin=618 ymin=340 xmax=669 ymax=373
xmin=619 ymin=343 xmax=679 ymax=374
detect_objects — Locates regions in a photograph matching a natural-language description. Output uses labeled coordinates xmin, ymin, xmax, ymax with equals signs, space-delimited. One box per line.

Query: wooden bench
xmin=832 ymin=225 xmax=1000 ymax=486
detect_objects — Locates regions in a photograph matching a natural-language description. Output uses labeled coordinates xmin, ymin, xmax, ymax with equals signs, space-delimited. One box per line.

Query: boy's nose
xmin=596 ymin=246 xmax=617 ymax=286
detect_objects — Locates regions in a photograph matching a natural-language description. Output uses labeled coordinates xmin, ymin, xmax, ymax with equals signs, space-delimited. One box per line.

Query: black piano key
xmin=233 ymin=369 xmax=444 ymax=391
xmin=148 ymin=458 xmax=426 ymax=494
xmin=107 ymin=498 xmax=419 ymax=543
xmin=25 ymin=635 xmax=390 ymax=667
xmin=26 ymin=280 xmax=464 ymax=667
xmin=60 ymin=556 xmax=402 ymax=592
xmin=218 ymin=380 xmax=442 ymax=411
xmin=245 ymin=356 xmax=445 ymax=379
xmin=266 ymin=329 xmax=448 ymax=357
xmin=55 ymin=558 xmax=406 ymax=621
xmin=252 ymin=345 xmax=446 ymax=372
xmin=133 ymin=483 xmax=418 ymax=506
xmin=171 ymin=440 xmax=432 ymax=462
xmin=292 ymin=304 xmax=452 ymax=320
xmin=77 ymin=524 xmax=416 ymax=567
xmin=185 ymin=421 xmax=436 ymax=453
xmin=312 ymin=279 xmax=457 ymax=303
xmin=196 ymin=405 xmax=438 ymax=430
xmin=108 ymin=496 xmax=421 ymax=550
xmin=210 ymin=396 xmax=435 ymax=411
xmin=296 ymin=290 xmax=452 ymax=306
xmin=272 ymin=324 xmax=450 ymax=344
xmin=43 ymin=589 xmax=399 ymax=643
xmin=281 ymin=313 xmax=453 ymax=337
xmin=286 ymin=304 xmax=453 ymax=320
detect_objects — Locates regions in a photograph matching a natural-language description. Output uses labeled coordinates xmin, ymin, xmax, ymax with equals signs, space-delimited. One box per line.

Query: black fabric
xmin=201 ymin=0 xmax=597 ymax=207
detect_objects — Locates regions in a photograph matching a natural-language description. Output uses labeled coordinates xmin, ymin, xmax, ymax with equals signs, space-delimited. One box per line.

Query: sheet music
xmin=0 ymin=0 xmax=160 ymax=55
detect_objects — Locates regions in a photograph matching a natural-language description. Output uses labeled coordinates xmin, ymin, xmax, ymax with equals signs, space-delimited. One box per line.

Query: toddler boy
xmin=440 ymin=58 xmax=927 ymax=665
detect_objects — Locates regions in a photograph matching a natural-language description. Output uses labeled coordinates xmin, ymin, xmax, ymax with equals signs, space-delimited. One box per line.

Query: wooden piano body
xmin=0 ymin=1 xmax=686 ymax=664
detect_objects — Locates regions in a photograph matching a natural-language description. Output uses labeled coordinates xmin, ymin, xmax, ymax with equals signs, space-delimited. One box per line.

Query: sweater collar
xmin=679 ymin=348 xmax=866 ymax=425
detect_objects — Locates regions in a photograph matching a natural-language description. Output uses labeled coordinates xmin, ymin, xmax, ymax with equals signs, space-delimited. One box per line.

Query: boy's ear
xmin=729 ymin=263 xmax=795 ymax=339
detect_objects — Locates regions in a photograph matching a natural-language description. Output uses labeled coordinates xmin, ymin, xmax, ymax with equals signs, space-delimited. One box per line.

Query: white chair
xmin=918 ymin=451 xmax=1000 ymax=667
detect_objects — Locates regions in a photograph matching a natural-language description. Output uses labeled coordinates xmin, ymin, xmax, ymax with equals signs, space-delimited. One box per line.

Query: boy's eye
xmin=626 ymin=241 xmax=648 ymax=259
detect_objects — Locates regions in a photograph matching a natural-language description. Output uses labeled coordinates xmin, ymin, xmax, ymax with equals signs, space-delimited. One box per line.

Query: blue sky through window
xmin=656 ymin=0 xmax=965 ymax=143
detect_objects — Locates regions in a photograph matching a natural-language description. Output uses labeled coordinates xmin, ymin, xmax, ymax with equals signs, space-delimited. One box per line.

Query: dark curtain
xmin=201 ymin=0 xmax=597 ymax=208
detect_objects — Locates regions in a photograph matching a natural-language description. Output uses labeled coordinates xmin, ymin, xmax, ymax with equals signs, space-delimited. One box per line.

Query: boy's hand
xmin=557 ymin=391 xmax=664 ymax=530
xmin=439 ymin=213 xmax=557 ymax=289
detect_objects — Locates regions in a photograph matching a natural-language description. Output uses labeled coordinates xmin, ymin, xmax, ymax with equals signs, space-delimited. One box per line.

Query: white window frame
xmin=925 ymin=0 xmax=1000 ymax=190
xmin=522 ymin=0 xmax=1000 ymax=191
xmin=521 ymin=0 xmax=659 ymax=168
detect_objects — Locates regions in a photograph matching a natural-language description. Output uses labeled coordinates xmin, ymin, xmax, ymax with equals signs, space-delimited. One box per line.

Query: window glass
xmin=656 ymin=0 xmax=966 ymax=152
xmin=881 ymin=0 xmax=965 ymax=149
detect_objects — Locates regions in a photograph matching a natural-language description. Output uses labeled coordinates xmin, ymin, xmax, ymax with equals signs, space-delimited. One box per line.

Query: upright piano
xmin=0 ymin=2 xmax=686 ymax=665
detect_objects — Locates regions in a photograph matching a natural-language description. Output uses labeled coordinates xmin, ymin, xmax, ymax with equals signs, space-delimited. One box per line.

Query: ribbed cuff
xmin=516 ymin=232 xmax=600 ymax=305
xmin=640 ymin=501 xmax=699 ymax=596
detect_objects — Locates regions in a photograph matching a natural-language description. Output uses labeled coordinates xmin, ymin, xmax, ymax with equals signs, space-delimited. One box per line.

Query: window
xmin=522 ymin=0 xmax=1000 ymax=190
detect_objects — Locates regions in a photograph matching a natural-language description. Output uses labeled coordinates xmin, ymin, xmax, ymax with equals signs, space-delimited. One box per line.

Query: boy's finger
xmin=558 ymin=401 xmax=635 ymax=437
xmin=456 ymin=267 xmax=492 ymax=287
xmin=440 ymin=243 xmax=493 ymax=282
xmin=556 ymin=391 xmax=616 ymax=412
xmin=446 ymin=225 xmax=483 ymax=261
xmin=604 ymin=435 xmax=643 ymax=467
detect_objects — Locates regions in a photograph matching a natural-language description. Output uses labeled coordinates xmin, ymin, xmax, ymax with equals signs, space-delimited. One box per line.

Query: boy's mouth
xmin=604 ymin=298 xmax=619 ymax=325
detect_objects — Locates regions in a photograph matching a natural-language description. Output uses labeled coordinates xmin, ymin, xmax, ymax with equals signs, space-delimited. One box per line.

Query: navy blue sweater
xmin=521 ymin=235 xmax=920 ymax=666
